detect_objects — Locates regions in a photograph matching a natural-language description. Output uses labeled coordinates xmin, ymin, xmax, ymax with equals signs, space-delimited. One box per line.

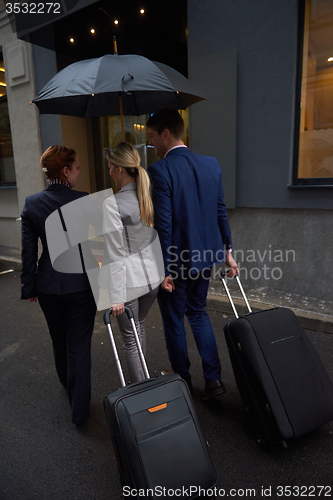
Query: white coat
xmin=98 ymin=182 xmax=164 ymax=307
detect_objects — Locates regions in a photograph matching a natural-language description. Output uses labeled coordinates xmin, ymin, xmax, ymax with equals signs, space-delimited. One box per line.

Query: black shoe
xmin=201 ymin=380 xmax=226 ymax=401
xmin=75 ymin=420 xmax=88 ymax=431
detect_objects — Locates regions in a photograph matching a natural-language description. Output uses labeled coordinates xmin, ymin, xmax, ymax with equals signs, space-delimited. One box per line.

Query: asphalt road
xmin=1 ymin=269 xmax=333 ymax=500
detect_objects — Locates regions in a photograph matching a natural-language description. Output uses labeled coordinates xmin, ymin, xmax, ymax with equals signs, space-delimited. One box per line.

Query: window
xmin=96 ymin=110 xmax=189 ymax=192
xmin=293 ymin=0 xmax=333 ymax=186
xmin=97 ymin=114 xmax=157 ymax=192
xmin=0 ymin=57 xmax=15 ymax=187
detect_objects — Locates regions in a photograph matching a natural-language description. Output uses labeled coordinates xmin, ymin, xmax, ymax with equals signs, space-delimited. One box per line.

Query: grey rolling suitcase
xmin=221 ymin=274 xmax=333 ymax=447
xmin=103 ymin=307 xmax=218 ymax=498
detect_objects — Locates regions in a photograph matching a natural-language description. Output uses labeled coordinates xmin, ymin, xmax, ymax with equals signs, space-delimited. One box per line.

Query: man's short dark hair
xmin=146 ymin=108 xmax=184 ymax=139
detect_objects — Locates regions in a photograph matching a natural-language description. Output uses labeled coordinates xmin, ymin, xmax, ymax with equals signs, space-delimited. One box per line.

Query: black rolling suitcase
xmin=221 ymin=274 xmax=333 ymax=447
xmin=103 ymin=307 xmax=217 ymax=498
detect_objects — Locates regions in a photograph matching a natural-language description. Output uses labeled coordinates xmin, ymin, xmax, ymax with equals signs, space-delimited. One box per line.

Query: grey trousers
xmin=116 ymin=286 xmax=159 ymax=383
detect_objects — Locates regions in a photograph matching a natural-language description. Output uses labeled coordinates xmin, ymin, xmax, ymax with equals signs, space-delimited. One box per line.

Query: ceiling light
xmin=114 ymin=19 xmax=119 ymax=25
xmin=328 ymin=57 xmax=333 ymax=62
xmin=140 ymin=9 xmax=145 ymax=14
xmin=90 ymin=28 xmax=95 ymax=34
xmin=69 ymin=37 xmax=75 ymax=43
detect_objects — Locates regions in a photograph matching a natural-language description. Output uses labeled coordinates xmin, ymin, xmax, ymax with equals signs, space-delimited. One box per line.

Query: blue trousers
xmin=38 ymin=289 xmax=96 ymax=425
xmin=157 ymin=268 xmax=221 ymax=386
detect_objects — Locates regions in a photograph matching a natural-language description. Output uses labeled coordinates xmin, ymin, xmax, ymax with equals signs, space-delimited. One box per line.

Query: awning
xmin=15 ymin=0 xmax=99 ymax=46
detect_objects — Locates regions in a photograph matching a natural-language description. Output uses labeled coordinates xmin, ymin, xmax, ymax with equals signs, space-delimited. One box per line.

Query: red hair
xmin=41 ymin=145 xmax=76 ymax=180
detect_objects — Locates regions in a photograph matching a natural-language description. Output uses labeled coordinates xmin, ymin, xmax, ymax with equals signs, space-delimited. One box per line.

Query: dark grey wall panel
xmin=32 ymin=43 xmax=62 ymax=152
xmin=225 ymin=207 xmax=333 ymax=300
xmin=189 ymin=49 xmax=237 ymax=208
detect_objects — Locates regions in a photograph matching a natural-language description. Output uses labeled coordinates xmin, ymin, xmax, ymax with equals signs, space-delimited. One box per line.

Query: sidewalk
xmin=208 ymin=278 xmax=333 ymax=335
xmin=1 ymin=244 xmax=332 ymax=334
xmin=0 ymin=245 xmax=21 ymax=272
xmin=1 ymin=259 xmax=333 ymax=499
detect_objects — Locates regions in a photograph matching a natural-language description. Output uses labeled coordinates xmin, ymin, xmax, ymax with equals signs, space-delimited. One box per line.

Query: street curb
xmin=207 ymin=294 xmax=333 ymax=335
xmin=2 ymin=254 xmax=332 ymax=334
xmin=0 ymin=257 xmax=21 ymax=272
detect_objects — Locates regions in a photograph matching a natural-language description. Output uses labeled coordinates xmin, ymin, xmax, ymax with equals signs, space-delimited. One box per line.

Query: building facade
xmin=0 ymin=0 xmax=332 ymax=300
xmin=188 ymin=0 xmax=333 ymax=299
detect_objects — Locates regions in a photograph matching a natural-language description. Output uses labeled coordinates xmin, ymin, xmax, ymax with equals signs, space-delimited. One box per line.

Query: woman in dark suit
xmin=21 ymin=145 xmax=97 ymax=428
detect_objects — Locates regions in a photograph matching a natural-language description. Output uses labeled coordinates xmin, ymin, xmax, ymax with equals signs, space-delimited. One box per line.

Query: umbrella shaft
xmin=118 ymin=93 xmax=125 ymax=141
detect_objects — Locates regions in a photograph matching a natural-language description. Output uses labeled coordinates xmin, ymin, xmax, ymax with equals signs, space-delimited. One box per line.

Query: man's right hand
xmin=225 ymin=253 xmax=239 ymax=278
xmin=161 ymin=275 xmax=175 ymax=293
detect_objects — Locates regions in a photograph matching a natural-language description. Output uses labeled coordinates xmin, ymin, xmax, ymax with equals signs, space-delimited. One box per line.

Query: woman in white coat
xmin=102 ymin=142 xmax=163 ymax=383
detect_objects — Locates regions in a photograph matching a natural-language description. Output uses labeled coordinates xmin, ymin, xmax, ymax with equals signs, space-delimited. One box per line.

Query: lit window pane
xmin=97 ymin=110 xmax=189 ymax=192
xmin=298 ymin=0 xmax=333 ymax=179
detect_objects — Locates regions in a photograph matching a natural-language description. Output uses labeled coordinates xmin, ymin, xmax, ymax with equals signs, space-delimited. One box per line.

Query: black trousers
xmin=38 ymin=289 xmax=96 ymax=425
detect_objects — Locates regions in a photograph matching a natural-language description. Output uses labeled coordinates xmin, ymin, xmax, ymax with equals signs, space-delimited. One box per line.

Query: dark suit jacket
xmin=21 ymin=183 xmax=97 ymax=299
xmin=147 ymin=147 xmax=232 ymax=277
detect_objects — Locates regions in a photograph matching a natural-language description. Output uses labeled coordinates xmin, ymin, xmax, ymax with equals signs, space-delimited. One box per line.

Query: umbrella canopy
xmin=32 ymin=54 xmax=206 ymax=118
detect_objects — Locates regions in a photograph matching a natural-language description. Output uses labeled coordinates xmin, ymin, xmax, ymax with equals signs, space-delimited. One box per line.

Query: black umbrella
xmin=32 ymin=53 xmax=206 ymax=140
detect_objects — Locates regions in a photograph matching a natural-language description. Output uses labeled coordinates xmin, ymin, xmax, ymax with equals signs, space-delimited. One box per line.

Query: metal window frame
xmin=291 ymin=0 xmax=333 ymax=188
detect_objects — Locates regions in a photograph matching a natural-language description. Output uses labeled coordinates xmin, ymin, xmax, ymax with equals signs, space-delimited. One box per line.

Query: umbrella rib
xmin=174 ymin=91 xmax=185 ymax=110
xmin=131 ymin=91 xmax=140 ymax=116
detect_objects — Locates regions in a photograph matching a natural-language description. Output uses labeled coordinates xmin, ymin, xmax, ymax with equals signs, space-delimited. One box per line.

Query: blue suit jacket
xmin=147 ymin=147 xmax=232 ymax=278
xmin=21 ymin=183 xmax=98 ymax=299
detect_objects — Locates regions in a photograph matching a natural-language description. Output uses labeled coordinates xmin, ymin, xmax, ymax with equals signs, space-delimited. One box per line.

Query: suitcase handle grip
xmin=219 ymin=270 xmax=252 ymax=318
xmin=103 ymin=306 xmax=133 ymax=325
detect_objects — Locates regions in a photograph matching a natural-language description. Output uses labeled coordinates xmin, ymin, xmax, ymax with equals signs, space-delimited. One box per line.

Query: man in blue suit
xmin=147 ymin=108 xmax=238 ymax=400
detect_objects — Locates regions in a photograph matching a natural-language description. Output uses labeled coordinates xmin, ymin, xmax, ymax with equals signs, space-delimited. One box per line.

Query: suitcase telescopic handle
xmin=103 ymin=307 xmax=150 ymax=387
xmin=219 ymin=270 xmax=252 ymax=318
xmin=103 ymin=306 xmax=134 ymax=324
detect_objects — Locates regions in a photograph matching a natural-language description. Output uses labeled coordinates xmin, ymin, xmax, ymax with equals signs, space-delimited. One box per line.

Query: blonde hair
xmin=107 ymin=142 xmax=154 ymax=227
